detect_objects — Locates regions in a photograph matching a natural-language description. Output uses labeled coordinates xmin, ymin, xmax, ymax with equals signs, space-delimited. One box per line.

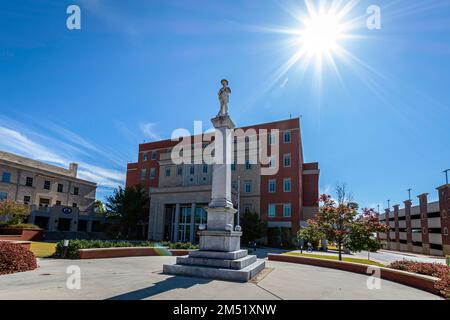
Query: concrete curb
xmin=268 ymin=253 xmax=441 ymax=296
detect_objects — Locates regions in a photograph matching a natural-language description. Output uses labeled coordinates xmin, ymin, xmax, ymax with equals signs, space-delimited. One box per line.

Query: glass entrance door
xmin=178 ymin=206 xmax=191 ymax=243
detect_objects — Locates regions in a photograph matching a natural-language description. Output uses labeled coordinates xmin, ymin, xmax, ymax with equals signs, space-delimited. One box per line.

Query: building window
xmin=244 ymin=181 xmax=252 ymax=193
xmin=2 ymin=172 xmax=11 ymax=183
xmin=44 ymin=180 xmax=51 ymax=190
xmin=0 ymin=192 xmax=7 ymax=201
xmin=444 ymin=227 xmax=449 ymax=236
xmin=268 ymin=204 xmax=276 ymax=217
xmin=143 ymin=152 xmax=148 ymax=161
xmin=165 ymin=167 xmax=171 ymax=177
xmin=269 ymin=156 xmax=276 ymax=168
xmin=269 ymin=132 xmax=276 ymax=145
xmin=57 ymin=183 xmax=64 ymax=193
xmin=232 ymin=180 xmax=238 ymax=190
xmin=231 ymin=163 xmax=236 ymax=171
xmin=203 ymin=164 xmax=208 ymax=174
xmin=72 ymin=203 xmax=78 ymax=208
xmin=25 ymin=177 xmax=33 ymax=187
xmin=284 ymin=130 xmax=291 ymax=143
xmin=283 ymin=154 xmax=291 ymax=167
xmin=244 ymin=205 xmax=252 ymax=214
xmin=56 ymin=200 xmax=61 ymax=206
xmin=151 ymin=151 xmax=157 ymax=160
xmin=283 ymin=203 xmax=292 ymax=217
xmin=190 ymin=166 xmax=195 ymax=175
xmin=245 ymin=160 xmax=251 ymax=170
xmin=150 ymin=168 xmax=156 ymax=179
xmin=39 ymin=198 xmax=50 ymax=207
xmin=23 ymin=196 xmax=31 ymax=205
xmin=268 ymin=179 xmax=276 ymax=193
xmin=177 ymin=166 xmax=183 ymax=176
xmin=284 ymin=178 xmax=291 ymax=192
xmin=140 ymin=169 xmax=147 ymax=180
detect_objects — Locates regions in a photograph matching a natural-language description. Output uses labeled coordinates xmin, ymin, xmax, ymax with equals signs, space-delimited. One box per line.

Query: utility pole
xmin=407 ymin=188 xmax=412 ymax=201
xmin=444 ymin=169 xmax=450 ymax=185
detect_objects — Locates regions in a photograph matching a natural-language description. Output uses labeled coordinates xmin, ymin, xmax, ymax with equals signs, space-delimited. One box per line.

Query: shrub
xmin=388 ymin=260 xmax=450 ymax=299
xmin=0 ymin=242 xmax=37 ymax=275
xmin=54 ymin=240 xmax=198 ymax=259
xmin=0 ymin=223 xmax=40 ymax=229
xmin=0 ymin=200 xmax=30 ymax=225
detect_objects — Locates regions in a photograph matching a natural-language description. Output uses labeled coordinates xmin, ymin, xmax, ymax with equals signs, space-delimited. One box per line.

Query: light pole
xmin=407 ymin=188 xmax=412 ymax=201
xmin=444 ymin=169 xmax=450 ymax=185
xmin=387 ymin=199 xmax=390 ymax=210
xmin=377 ymin=204 xmax=380 ymax=215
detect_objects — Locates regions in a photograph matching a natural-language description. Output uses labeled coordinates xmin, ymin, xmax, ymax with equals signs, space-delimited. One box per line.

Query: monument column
xmin=163 ymin=79 xmax=265 ymax=282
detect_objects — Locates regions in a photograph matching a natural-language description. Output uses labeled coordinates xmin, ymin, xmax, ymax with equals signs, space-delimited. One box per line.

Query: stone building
xmin=126 ymin=118 xmax=320 ymax=245
xmin=0 ymin=151 xmax=104 ymax=238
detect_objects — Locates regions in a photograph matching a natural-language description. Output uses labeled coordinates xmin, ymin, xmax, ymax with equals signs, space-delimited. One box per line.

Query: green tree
xmin=241 ymin=211 xmax=267 ymax=244
xmin=93 ymin=200 xmax=106 ymax=214
xmin=104 ymin=186 xmax=148 ymax=239
xmin=0 ymin=200 xmax=30 ymax=225
xmin=316 ymin=184 xmax=357 ymax=261
xmin=297 ymin=219 xmax=325 ymax=249
xmin=346 ymin=208 xmax=389 ymax=260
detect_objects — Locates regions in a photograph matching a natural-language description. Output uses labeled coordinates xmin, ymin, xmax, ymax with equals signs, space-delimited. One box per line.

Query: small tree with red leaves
xmin=316 ymin=192 xmax=357 ymax=261
xmin=347 ymin=208 xmax=389 ymax=260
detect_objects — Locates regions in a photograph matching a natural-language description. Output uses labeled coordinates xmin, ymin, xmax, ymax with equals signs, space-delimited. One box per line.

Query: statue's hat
xmin=221 ymin=79 xmax=229 ymax=86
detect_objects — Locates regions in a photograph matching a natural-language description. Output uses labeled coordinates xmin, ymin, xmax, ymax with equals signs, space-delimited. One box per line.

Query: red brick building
xmin=126 ymin=118 xmax=319 ymax=245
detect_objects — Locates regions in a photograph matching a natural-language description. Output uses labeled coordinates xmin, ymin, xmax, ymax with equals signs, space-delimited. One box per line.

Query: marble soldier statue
xmin=218 ymin=79 xmax=231 ymax=116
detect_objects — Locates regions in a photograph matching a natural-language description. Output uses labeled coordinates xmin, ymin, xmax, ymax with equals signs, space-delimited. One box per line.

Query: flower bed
xmin=0 ymin=241 xmax=37 ymax=275
xmin=387 ymin=260 xmax=450 ymax=299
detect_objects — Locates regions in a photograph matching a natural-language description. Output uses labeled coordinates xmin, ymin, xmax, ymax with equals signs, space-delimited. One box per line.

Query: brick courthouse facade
xmin=126 ymin=118 xmax=319 ymax=245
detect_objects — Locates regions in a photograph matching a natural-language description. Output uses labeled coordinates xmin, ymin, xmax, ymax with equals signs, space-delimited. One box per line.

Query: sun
xmin=299 ymin=11 xmax=344 ymax=57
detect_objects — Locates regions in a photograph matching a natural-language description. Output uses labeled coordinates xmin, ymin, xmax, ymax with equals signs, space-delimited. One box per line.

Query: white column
xmin=173 ymin=203 xmax=180 ymax=242
xmin=190 ymin=203 xmax=196 ymax=243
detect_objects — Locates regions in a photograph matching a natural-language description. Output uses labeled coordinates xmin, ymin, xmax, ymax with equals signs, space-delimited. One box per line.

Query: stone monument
xmin=163 ymin=80 xmax=265 ymax=282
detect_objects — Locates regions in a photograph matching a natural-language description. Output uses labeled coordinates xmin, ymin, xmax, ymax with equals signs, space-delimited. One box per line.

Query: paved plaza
xmin=0 ymin=256 xmax=441 ymax=300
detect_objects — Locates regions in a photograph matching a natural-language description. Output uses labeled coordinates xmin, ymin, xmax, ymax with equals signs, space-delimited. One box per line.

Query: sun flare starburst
xmin=299 ymin=11 xmax=344 ymax=57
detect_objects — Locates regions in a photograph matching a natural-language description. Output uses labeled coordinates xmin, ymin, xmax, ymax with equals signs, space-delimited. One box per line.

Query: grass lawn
xmin=284 ymin=252 xmax=385 ymax=267
xmin=30 ymin=242 xmax=57 ymax=258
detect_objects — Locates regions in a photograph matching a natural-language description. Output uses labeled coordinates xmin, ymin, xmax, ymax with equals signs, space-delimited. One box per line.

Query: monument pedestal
xmin=163 ymin=89 xmax=265 ymax=282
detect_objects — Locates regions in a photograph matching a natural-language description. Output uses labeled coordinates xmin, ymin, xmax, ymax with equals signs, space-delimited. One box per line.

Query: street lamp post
xmin=444 ymin=169 xmax=450 ymax=185
xmin=407 ymin=188 xmax=412 ymax=201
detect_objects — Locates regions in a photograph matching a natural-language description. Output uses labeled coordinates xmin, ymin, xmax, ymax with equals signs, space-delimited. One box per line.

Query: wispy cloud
xmin=0 ymin=118 xmax=125 ymax=191
xmin=140 ymin=122 xmax=162 ymax=141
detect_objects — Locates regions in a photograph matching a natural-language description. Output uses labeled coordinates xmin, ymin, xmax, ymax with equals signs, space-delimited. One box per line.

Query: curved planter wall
xmin=268 ymin=253 xmax=440 ymax=296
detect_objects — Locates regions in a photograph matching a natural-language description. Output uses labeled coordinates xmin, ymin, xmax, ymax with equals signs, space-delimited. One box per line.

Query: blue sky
xmin=0 ymin=0 xmax=449 ymax=210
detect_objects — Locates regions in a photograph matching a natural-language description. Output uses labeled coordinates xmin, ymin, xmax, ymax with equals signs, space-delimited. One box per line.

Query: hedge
xmin=0 ymin=223 xmax=40 ymax=229
xmin=54 ymin=240 xmax=198 ymax=259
